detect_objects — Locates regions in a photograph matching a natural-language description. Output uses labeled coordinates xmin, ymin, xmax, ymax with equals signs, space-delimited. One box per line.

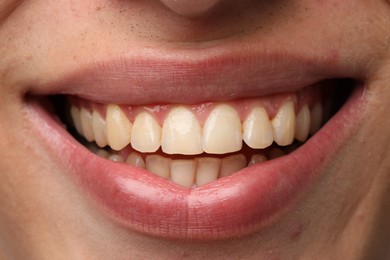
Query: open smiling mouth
xmin=26 ymin=48 xmax=364 ymax=240
xmin=54 ymin=79 xmax=353 ymax=188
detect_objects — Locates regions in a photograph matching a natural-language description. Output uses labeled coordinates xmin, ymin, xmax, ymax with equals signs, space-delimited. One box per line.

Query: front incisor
xmin=162 ymin=107 xmax=203 ymax=155
xmin=203 ymin=104 xmax=242 ymax=154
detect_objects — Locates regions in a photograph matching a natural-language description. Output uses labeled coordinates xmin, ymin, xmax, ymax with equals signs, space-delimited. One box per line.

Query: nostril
xmin=160 ymin=0 xmax=221 ymax=17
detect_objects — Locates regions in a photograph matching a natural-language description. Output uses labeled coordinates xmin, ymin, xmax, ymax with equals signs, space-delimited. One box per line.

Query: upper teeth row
xmin=70 ymin=101 xmax=324 ymax=155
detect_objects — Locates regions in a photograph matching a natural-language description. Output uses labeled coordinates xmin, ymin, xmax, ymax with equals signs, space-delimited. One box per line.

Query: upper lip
xmin=30 ymin=43 xmax=358 ymax=105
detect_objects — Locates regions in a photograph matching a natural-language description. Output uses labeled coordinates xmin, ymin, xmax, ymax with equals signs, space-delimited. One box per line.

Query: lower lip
xmin=27 ymin=86 xmax=364 ymax=240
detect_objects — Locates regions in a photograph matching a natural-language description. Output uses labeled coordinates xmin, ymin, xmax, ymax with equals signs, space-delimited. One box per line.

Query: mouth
xmin=52 ymin=80 xmax=348 ymax=188
xmin=25 ymin=49 xmax=363 ymax=240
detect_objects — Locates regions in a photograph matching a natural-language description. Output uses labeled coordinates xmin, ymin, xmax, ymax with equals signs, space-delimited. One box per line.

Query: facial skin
xmin=0 ymin=0 xmax=390 ymax=259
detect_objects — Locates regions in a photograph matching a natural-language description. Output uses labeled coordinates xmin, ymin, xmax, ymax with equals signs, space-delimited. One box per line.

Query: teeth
xmin=310 ymin=102 xmax=323 ymax=134
xmin=106 ymin=104 xmax=132 ymax=151
xmin=80 ymin=108 xmax=94 ymax=142
xmin=195 ymin=157 xmax=221 ymax=186
xmin=92 ymin=110 xmax=108 ymax=148
xmin=243 ymin=107 xmax=273 ymax=149
xmin=271 ymin=101 xmax=296 ymax=146
xmin=73 ymin=97 xmax=327 ymax=187
xmin=203 ymin=105 xmax=242 ymax=154
xmin=220 ymin=154 xmax=246 ymax=177
xmin=108 ymin=154 xmax=125 ymax=163
xmin=170 ymin=160 xmax=197 ymax=188
xmin=248 ymin=154 xmax=267 ymax=166
xmin=70 ymin=106 xmax=83 ymax=135
xmin=96 ymin=149 xmax=110 ymax=158
xmin=126 ymin=152 xmax=146 ymax=168
xmin=295 ymin=105 xmax=311 ymax=142
xmin=131 ymin=112 xmax=161 ymax=153
xmin=162 ymin=107 xmax=203 ymax=155
xmin=146 ymin=155 xmax=171 ymax=180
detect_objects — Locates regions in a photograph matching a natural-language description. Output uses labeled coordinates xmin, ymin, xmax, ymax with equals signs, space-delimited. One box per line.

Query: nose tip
xmin=160 ymin=0 xmax=221 ymax=17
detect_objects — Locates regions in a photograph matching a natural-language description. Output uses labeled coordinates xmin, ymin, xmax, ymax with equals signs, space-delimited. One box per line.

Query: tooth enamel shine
xmin=272 ymin=101 xmax=296 ymax=146
xmin=243 ymin=107 xmax=273 ymax=149
xmin=106 ymin=104 xmax=132 ymax=151
xmin=203 ymin=104 xmax=242 ymax=154
xmin=162 ymin=107 xmax=203 ymax=155
xmin=131 ymin=112 xmax=161 ymax=153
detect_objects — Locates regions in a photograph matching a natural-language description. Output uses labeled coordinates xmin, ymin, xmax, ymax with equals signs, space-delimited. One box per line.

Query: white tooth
xmin=162 ymin=107 xmax=202 ymax=155
xmin=295 ymin=105 xmax=311 ymax=142
xmin=243 ymin=107 xmax=273 ymax=149
xmin=131 ymin=112 xmax=161 ymax=153
xmin=310 ymin=103 xmax=323 ymax=134
xmin=248 ymin=154 xmax=267 ymax=166
xmin=268 ymin=148 xmax=285 ymax=159
xmin=80 ymin=108 xmax=94 ymax=142
xmin=220 ymin=154 xmax=246 ymax=177
xmin=70 ymin=106 xmax=83 ymax=135
xmin=203 ymin=105 xmax=242 ymax=154
xmin=106 ymin=104 xmax=132 ymax=151
xmin=271 ymin=101 xmax=296 ymax=146
xmin=126 ymin=152 xmax=146 ymax=169
xmin=108 ymin=154 xmax=125 ymax=163
xmin=92 ymin=110 xmax=108 ymax=148
xmin=170 ymin=160 xmax=196 ymax=188
xmin=195 ymin=157 xmax=221 ymax=186
xmin=146 ymin=155 xmax=171 ymax=180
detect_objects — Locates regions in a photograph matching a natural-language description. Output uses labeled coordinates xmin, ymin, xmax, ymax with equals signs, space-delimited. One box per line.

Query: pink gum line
xmin=69 ymin=84 xmax=327 ymax=126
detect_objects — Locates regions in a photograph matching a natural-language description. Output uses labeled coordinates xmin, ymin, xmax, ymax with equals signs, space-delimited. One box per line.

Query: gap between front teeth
xmin=71 ymin=100 xmax=325 ymax=156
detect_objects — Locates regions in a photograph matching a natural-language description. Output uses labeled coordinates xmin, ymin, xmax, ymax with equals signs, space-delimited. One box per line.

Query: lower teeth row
xmin=87 ymin=144 xmax=297 ymax=188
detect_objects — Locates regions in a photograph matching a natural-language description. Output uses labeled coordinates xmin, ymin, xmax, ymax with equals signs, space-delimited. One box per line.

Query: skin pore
xmin=0 ymin=0 xmax=390 ymax=259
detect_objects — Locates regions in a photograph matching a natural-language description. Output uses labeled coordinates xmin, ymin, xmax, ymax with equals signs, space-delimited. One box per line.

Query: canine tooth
xmin=70 ymin=106 xmax=83 ymax=135
xmin=243 ymin=107 xmax=273 ymax=149
xmin=295 ymin=105 xmax=311 ymax=142
xmin=310 ymin=103 xmax=323 ymax=134
xmin=80 ymin=108 xmax=94 ymax=142
xmin=126 ymin=152 xmax=146 ymax=168
xmin=203 ymin=105 xmax=242 ymax=154
xmin=171 ymin=160 xmax=196 ymax=188
xmin=131 ymin=112 xmax=161 ymax=153
xmin=248 ymin=154 xmax=267 ymax=166
xmin=269 ymin=148 xmax=285 ymax=159
xmin=92 ymin=110 xmax=108 ymax=148
xmin=146 ymin=155 xmax=171 ymax=180
xmin=195 ymin=157 xmax=221 ymax=186
xmin=162 ymin=107 xmax=202 ymax=155
xmin=106 ymin=104 xmax=132 ymax=151
xmin=108 ymin=154 xmax=125 ymax=163
xmin=220 ymin=154 xmax=246 ymax=177
xmin=272 ymin=101 xmax=296 ymax=146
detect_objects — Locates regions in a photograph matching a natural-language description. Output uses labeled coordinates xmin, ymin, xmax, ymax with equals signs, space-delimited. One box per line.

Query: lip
xmin=25 ymin=47 xmax=365 ymax=240
xmin=29 ymin=43 xmax=360 ymax=105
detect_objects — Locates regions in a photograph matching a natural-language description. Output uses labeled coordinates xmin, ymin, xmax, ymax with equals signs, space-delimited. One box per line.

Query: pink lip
xmin=31 ymin=45 xmax=359 ymax=105
xmin=26 ymin=48 xmax=365 ymax=239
